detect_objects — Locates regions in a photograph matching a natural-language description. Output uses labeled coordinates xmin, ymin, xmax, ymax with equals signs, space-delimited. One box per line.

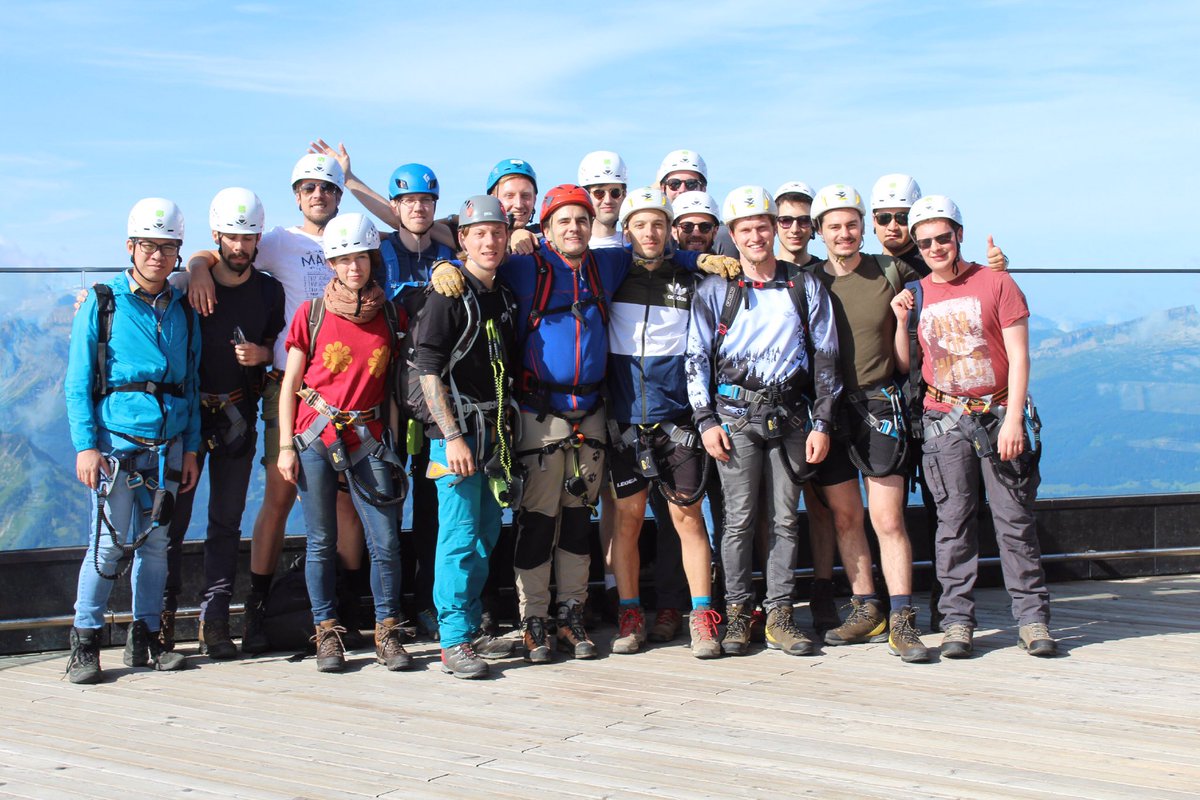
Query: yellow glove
xmin=430 ymin=260 xmax=466 ymax=297
xmin=698 ymin=253 xmax=742 ymax=280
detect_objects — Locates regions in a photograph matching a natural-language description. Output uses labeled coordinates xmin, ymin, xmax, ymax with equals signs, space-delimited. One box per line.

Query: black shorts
xmin=814 ymin=396 xmax=908 ymax=486
xmin=608 ymin=422 xmax=705 ymax=502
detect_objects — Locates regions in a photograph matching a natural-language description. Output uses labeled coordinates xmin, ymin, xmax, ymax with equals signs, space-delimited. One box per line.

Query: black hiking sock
xmin=249 ymin=571 xmax=273 ymax=596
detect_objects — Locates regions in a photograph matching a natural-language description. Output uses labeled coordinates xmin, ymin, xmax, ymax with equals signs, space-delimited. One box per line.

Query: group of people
xmin=63 ymin=144 xmax=1057 ymax=685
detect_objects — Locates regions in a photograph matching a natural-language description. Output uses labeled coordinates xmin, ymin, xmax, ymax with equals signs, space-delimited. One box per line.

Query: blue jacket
xmin=500 ymin=244 xmax=699 ymax=415
xmin=65 ymin=272 xmax=201 ymax=454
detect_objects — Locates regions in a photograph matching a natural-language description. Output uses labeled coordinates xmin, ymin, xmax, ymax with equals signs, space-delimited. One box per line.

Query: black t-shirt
xmin=895 ymin=244 xmax=928 ymax=277
xmin=191 ymin=268 xmax=285 ymax=396
xmin=413 ymin=270 xmax=518 ymax=436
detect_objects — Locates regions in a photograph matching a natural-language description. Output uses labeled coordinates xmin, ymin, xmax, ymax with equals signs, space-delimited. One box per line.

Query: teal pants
xmin=430 ymin=436 xmax=503 ymax=648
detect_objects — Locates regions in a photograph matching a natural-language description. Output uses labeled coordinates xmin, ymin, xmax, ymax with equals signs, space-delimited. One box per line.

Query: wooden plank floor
xmin=1 ymin=575 xmax=1198 ymax=800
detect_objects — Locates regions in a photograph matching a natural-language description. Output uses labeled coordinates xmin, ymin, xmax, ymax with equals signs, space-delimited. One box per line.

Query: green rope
xmin=487 ymin=318 xmax=512 ymax=482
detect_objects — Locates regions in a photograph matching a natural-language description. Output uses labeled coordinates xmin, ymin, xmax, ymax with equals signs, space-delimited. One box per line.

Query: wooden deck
xmin=1 ymin=575 xmax=1198 ymax=799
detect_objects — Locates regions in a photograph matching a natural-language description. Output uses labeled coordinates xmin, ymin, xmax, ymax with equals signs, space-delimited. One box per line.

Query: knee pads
xmin=557 ymin=507 xmax=593 ymax=556
xmin=514 ymin=511 xmax=556 ymax=570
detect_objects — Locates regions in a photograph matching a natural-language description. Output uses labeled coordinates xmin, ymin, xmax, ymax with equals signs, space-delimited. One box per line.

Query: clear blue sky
xmin=1 ymin=1 xmax=1197 ymax=325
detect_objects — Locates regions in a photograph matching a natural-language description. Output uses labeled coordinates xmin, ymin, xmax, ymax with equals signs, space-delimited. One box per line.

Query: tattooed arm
xmin=420 ymin=374 xmax=474 ymax=476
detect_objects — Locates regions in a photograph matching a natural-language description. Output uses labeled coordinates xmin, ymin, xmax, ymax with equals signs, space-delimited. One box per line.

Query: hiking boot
xmin=749 ymin=606 xmax=767 ymax=643
xmin=479 ymin=608 xmax=500 ymax=637
xmin=611 ymin=606 xmax=647 ymax=655
xmin=374 ymin=618 xmax=413 ymax=671
xmin=556 ymin=602 xmax=597 ymax=659
xmin=147 ymin=631 xmax=187 ymax=672
xmin=159 ymin=608 xmax=177 ymax=652
xmin=241 ymin=591 xmax=270 ymax=654
xmin=824 ymin=597 xmax=888 ymax=646
xmin=199 ymin=619 xmax=239 ymax=660
xmin=126 ymin=619 xmax=184 ymax=669
xmin=1018 ymin=622 xmax=1058 ymax=657
xmin=808 ymin=581 xmax=841 ymax=636
xmin=522 ymin=616 xmax=552 ymax=664
xmin=648 ymin=607 xmax=683 ymax=642
xmin=887 ymin=606 xmax=931 ymax=663
xmin=416 ymin=607 xmax=441 ymax=641
xmin=765 ymin=605 xmax=815 ymax=656
xmin=441 ymin=642 xmax=489 ymax=679
xmin=722 ymin=604 xmax=752 ymax=656
xmin=940 ymin=623 xmax=974 ymax=659
xmin=470 ymin=629 xmax=516 ymax=660
xmin=689 ymin=609 xmax=722 ymax=659
xmin=66 ymin=627 xmax=102 ymax=685
xmin=312 ymin=620 xmax=347 ymax=673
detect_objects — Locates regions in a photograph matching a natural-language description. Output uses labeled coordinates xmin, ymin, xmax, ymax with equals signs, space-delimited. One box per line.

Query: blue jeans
xmin=429 ymin=435 xmax=502 ymax=648
xmin=74 ymin=441 xmax=182 ymax=630
xmin=298 ymin=445 xmax=402 ymax=625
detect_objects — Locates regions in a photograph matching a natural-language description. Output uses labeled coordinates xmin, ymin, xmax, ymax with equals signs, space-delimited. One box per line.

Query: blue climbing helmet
xmin=486 ymin=158 xmax=537 ymax=195
xmin=389 ymin=163 xmax=439 ymax=199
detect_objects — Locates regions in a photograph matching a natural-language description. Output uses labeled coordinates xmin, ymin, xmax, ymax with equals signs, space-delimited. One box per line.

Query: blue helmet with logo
xmin=486 ymin=158 xmax=537 ymax=195
xmin=389 ymin=163 xmax=439 ymax=200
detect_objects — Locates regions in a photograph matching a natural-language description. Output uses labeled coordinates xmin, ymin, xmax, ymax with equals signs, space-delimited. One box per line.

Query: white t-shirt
xmin=590 ymin=232 xmax=624 ymax=249
xmin=256 ymin=225 xmax=330 ymax=368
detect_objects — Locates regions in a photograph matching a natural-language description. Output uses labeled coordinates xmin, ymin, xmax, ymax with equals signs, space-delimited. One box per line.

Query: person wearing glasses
xmin=656 ymin=150 xmax=739 ymax=258
xmin=64 ymin=198 xmax=201 ymax=683
xmin=184 ymin=154 xmax=373 ymax=654
xmin=890 ymin=196 xmax=1054 ymax=660
xmin=671 ymin=191 xmax=722 ymax=254
xmin=578 ymin=150 xmax=628 ymax=249
xmin=774 ymin=182 xmax=821 ymax=269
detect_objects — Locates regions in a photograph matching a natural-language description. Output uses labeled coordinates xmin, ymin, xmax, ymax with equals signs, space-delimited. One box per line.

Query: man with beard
xmin=162 ymin=189 xmax=285 ymax=659
xmin=186 ymin=154 xmax=371 ymax=651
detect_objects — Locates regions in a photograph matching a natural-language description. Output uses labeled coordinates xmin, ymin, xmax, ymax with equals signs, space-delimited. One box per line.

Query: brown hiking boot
xmin=689 ymin=608 xmax=722 ymax=659
xmin=887 ymin=606 xmax=931 ymax=663
xmin=556 ymin=602 xmax=597 ymax=659
xmin=612 ymin=606 xmax=647 ymax=655
xmin=1018 ymin=622 xmax=1058 ymax=657
xmin=375 ymin=617 xmax=413 ymax=671
xmin=940 ymin=623 xmax=974 ymax=659
xmin=824 ymin=597 xmax=887 ymax=646
xmin=159 ymin=609 xmax=177 ymax=652
xmin=522 ymin=616 xmax=553 ymax=664
xmin=722 ymin=604 xmax=752 ymax=656
xmin=199 ymin=618 xmax=239 ymax=661
xmin=312 ymin=619 xmax=347 ymax=673
xmin=764 ymin=605 xmax=814 ymax=656
xmin=648 ymin=607 xmax=683 ymax=642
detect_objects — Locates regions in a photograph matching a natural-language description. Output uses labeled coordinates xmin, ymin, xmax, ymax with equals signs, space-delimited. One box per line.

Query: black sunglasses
xmin=874 ymin=211 xmax=909 ymax=226
xmin=777 ymin=215 xmax=812 ymax=229
xmin=675 ymin=221 xmax=715 ymax=234
xmin=915 ymin=231 xmax=956 ymax=250
xmin=663 ymin=178 xmax=705 ymax=192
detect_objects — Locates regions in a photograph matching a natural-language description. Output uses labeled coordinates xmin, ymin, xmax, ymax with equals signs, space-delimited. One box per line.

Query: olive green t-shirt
xmin=814 ymin=254 xmax=920 ymax=392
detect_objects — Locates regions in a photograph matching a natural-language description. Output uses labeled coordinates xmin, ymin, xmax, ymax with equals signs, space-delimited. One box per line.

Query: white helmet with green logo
xmin=870 ymin=174 xmax=922 ymax=210
xmin=291 ymin=154 xmax=345 ymax=190
xmin=577 ymin=150 xmax=628 ymax=187
xmin=209 ymin=187 xmax=265 ymax=234
xmin=811 ymin=184 xmax=866 ymax=224
xmin=619 ymin=187 xmax=673 ymax=226
xmin=722 ymin=185 xmax=776 ymax=224
xmin=127 ymin=197 xmax=185 ymax=241
xmin=321 ymin=213 xmax=379 ymax=260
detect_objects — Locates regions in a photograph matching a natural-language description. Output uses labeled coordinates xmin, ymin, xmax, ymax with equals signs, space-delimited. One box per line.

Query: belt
xmin=201 ymin=388 xmax=245 ymax=408
xmin=926 ymin=385 xmax=1007 ymax=413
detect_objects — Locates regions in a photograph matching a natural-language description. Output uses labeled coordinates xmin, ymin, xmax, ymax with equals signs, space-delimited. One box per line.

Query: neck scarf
xmin=323 ymin=277 xmax=385 ymax=324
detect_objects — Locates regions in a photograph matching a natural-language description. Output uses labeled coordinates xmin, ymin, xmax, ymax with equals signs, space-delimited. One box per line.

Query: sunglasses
xmin=298 ymin=181 xmax=340 ymax=196
xmin=915 ymin=231 xmax=956 ymax=250
xmin=777 ymin=215 xmax=812 ymax=229
xmin=663 ymin=178 xmax=705 ymax=192
xmin=874 ymin=211 xmax=909 ymax=226
xmin=590 ymin=187 xmax=625 ymax=201
xmin=675 ymin=221 xmax=715 ymax=234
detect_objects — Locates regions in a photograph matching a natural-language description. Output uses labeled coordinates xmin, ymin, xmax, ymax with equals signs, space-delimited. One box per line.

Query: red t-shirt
xmin=918 ymin=263 xmax=1029 ymax=413
xmin=285 ymin=301 xmax=398 ymax=449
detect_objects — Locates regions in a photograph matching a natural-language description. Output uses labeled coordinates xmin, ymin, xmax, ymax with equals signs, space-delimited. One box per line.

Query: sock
xmin=604 ymin=574 xmax=617 ymax=590
xmin=853 ymin=593 xmax=879 ymax=606
xmin=691 ymin=596 xmax=711 ymax=610
xmin=620 ymin=597 xmax=641 ymax=608
xmin=890 ymin=595 xmax=912 ymax=611
xmin=250 ymin=571 xmax=273 ymax=596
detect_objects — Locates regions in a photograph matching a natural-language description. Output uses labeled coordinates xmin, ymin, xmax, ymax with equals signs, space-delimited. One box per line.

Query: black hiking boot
xmin=241 ymin=591 xmax=270 ymax=654
xmin=199 ymin=619 xmax=239 ymax=661
xmin=66 ymin=627 xmax=103 ymax=685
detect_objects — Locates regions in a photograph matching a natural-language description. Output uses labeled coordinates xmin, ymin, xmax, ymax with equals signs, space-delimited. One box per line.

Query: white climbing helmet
xmin=577 ymin=150 xmax=628 ymax=187
xmin=127 ymin=197 xmax=185 ymax=241
xmin=619 ymin=187 xmax=673 ymax=226
xmin=291 ymin=153 xmax=345 ymax=191
xmin=908 ymin=195 xmax=964 ymax=233
xmin=321 ymin=213 xmax=380 ymax=259
xmin=774 ymin=181 xmax=816 ymax=203
xmin=655 ymin=149 xmax=709 ymax=184
xmin=811 ymin=184 xmax=866 ymax=224
xmin=209 ymin=187 xmax=265 ymax=234
xmin=671 ymin=191 xmax=721 ymax=222
xmin=721 ymin=185 xmax=776 ymax=224
xmin=870 ymin=173 xmax=922 ymax=210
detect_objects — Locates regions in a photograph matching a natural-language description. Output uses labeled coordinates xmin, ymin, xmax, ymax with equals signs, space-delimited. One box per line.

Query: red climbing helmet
xmin=539 ymin=184 xmax=595 ymax=226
